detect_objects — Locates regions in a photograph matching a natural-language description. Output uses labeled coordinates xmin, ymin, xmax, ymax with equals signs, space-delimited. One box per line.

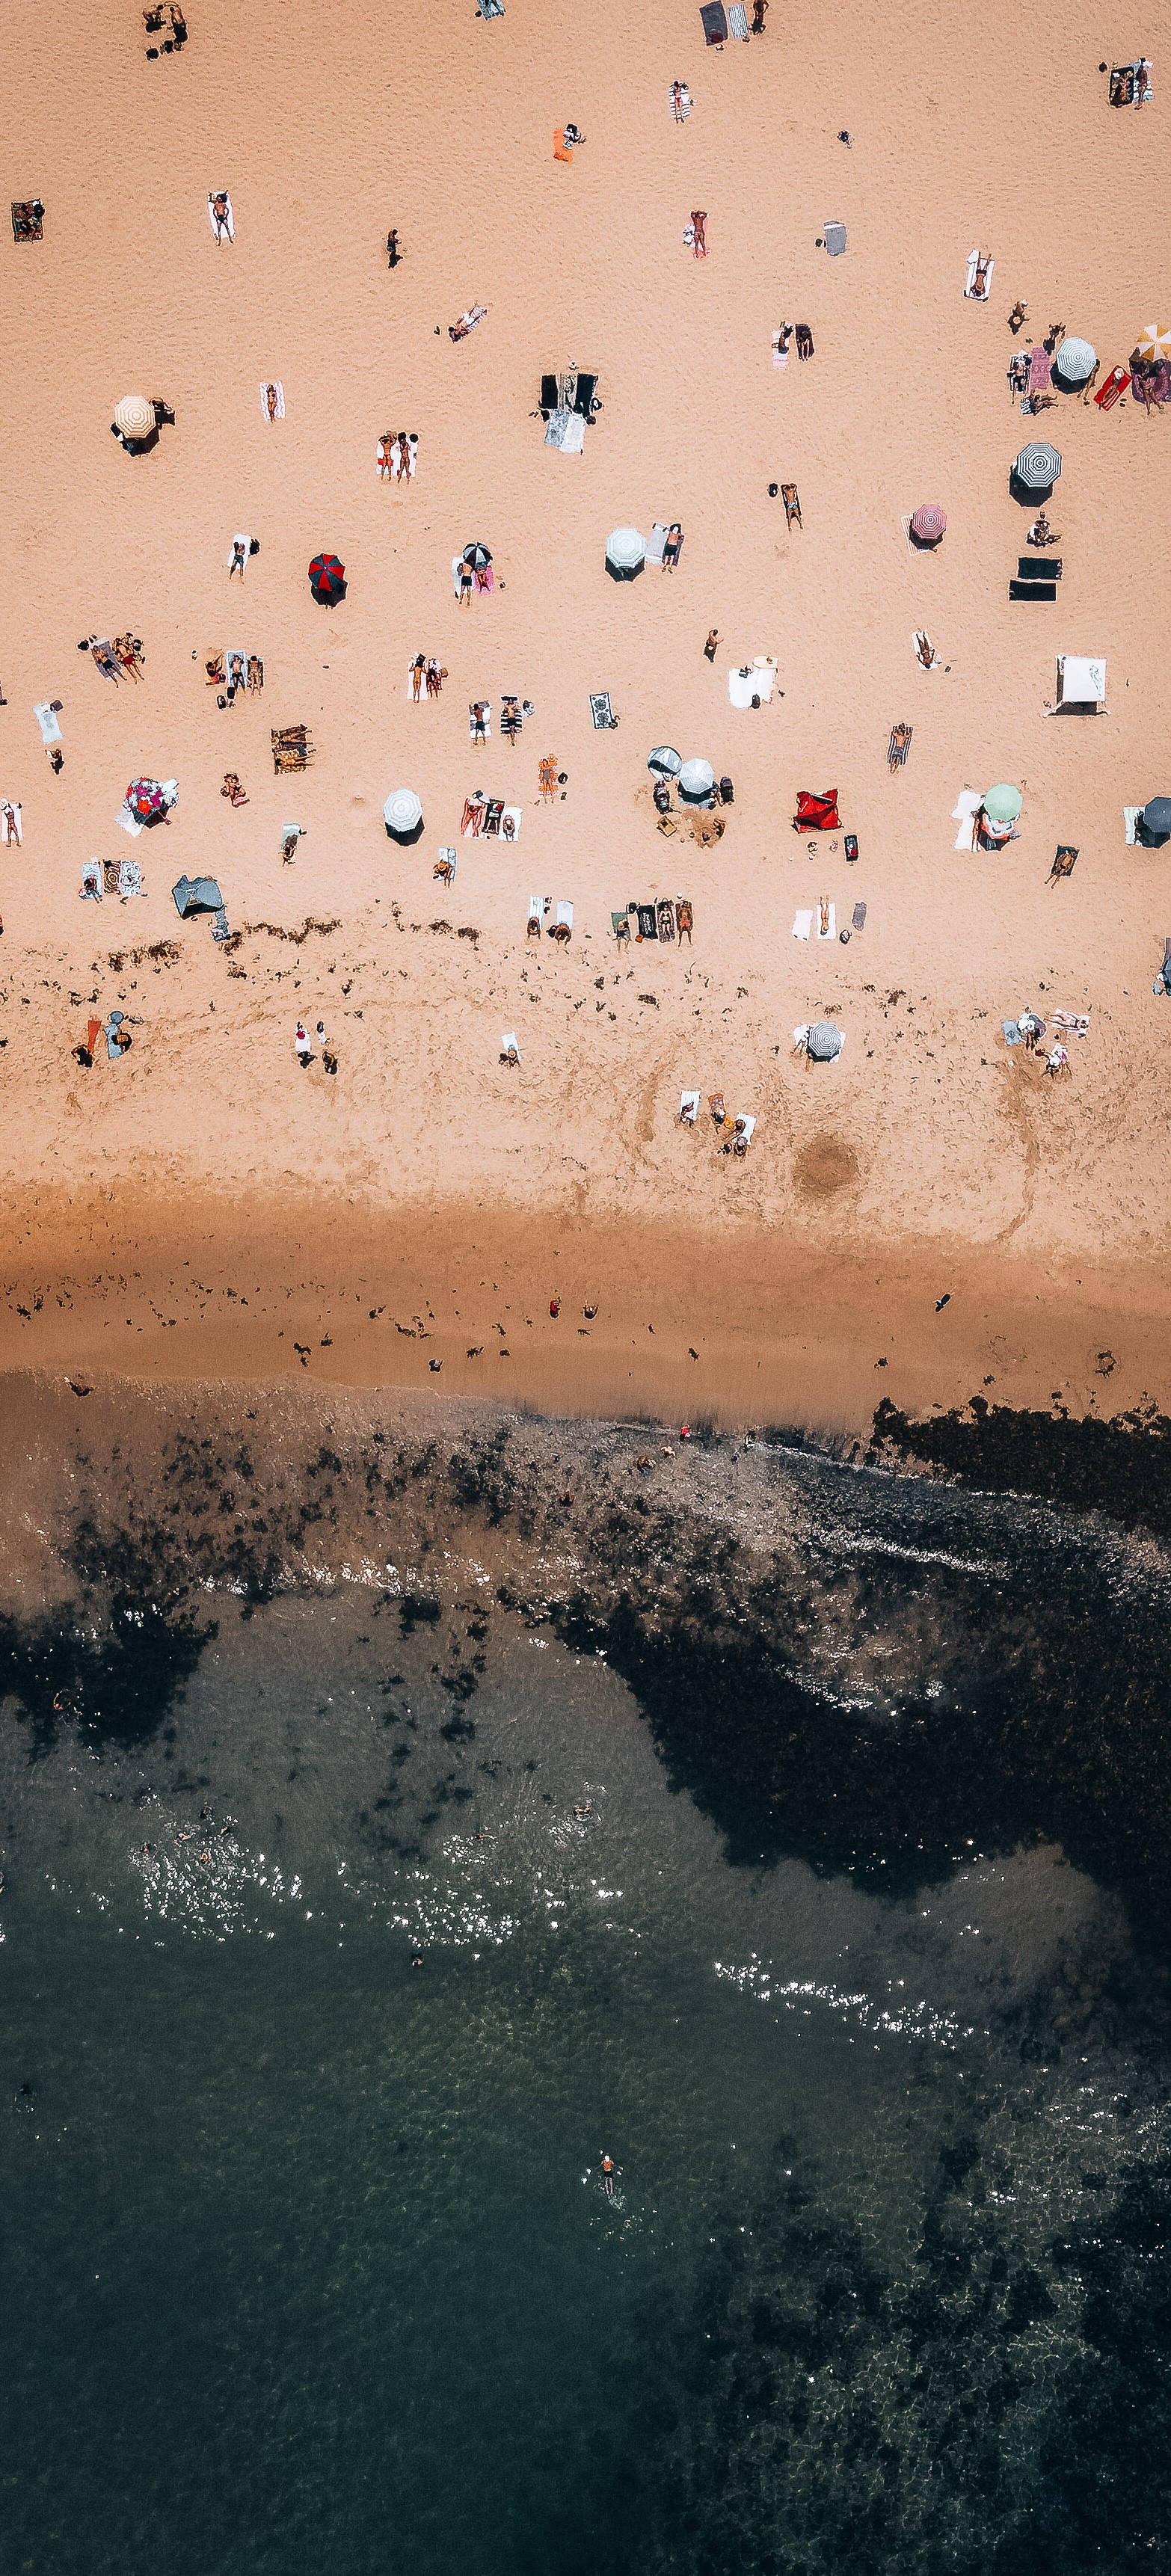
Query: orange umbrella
xmin=1135 ymin=322 xmax=1171 ymax=360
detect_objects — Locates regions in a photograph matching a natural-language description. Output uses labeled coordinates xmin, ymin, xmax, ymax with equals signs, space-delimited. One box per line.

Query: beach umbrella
xmin=308 ymin=551 xmax=345 ymax=600
xmin=648 ymin=746 xmax=683 ymax=778
xmin=462 ymin=543 xmax=492 ymax=568
xmin=910 ymin=503 xmax=947 ymax=541
xmin=384 ymin=789 xmax=423 ymax=841
xmin=983 ymin=784 xmax=1022 ymax=825
xmin=678 ymin=757 xmax=715 ymax=802
xmin=1136 ymin=323 xmax=1171 ymax=362
xmin=605 ymin=526 xmax=645 ymax=580
xmin=807 ymin=1020 xmax=844 ymax=1062
xmin=126 ymin=776 xmax=164 ymax=819
xmin=114 ymin=394 xmax=155 ymax=440
xmin=1015 ymin=443 xmax=1062 ymax=489
xmin=1142 ymin=796 xmax=1171 ymax=838
xmin=1054 ymin=336 xmax=1095 ymax=384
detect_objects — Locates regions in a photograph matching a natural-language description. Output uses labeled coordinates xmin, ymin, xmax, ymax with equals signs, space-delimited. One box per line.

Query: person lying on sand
xmin=691 ymin=209 xmax=708 ymax=257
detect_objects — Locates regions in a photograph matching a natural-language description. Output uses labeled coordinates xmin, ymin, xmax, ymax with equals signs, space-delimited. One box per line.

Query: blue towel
xmin=1002 ymin=1020 xmax=1022 ymax=1046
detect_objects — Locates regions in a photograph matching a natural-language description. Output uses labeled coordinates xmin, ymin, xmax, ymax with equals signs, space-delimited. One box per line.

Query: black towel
xmin=636 ymin=904 xmax=658 ymax=940
xmin=1017 ymin=556 xmax=1063 ymax=578
xmin=701 ymin=1 xmax=728 ymax=40
xmin=1009 ymin=580 xmax=1057 ymax=601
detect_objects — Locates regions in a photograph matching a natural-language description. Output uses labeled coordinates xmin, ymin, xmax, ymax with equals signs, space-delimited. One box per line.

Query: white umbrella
xmin=678 ymin=758 xmax=715 ymax=801
xmin=1053 ymin=336 xmax=1095 ymax=384
xmin=384 ymin=790 xmax=423 ymax=839
xmin=605 ymin=526 xmax=645 ymax=578
xmin=114 ymin=396 xmax=155 ymax=438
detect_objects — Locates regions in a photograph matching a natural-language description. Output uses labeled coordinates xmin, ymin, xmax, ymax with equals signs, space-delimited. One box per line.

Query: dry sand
xmin=4 ymin=0 xmax=1170 ymax=1436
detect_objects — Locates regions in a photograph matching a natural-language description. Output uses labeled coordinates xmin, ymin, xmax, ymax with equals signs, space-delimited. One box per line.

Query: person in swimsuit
xmin=691 ymin=209 xmax=707 ymax=257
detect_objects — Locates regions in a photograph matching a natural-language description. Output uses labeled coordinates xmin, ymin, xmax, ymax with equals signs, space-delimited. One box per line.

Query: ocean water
xmin=4 ymin=1439 xmax=1171 ymax=2573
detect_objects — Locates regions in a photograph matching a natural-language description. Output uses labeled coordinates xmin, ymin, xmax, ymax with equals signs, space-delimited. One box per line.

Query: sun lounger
xmin=701 ymin=1 xmax=728 ymax=40
xmin=823 ymin=221 xmax=846 ymax=255
xmin=792 ymin=909 xmax=813 ymax=941
xmin=817 ymin=902 xmax=836 ymax=941
xmin=1009 ymin=580 xmax=1057 ymax=601
xmin=590 ymin=692 xmax=617 ymax=728
xmin=953 ymin=790 xmax=983 ymax=851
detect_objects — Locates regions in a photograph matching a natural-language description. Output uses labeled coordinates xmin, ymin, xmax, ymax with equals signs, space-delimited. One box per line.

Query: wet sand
xmin=5 ymin=0 xmax=1171 ymax=1436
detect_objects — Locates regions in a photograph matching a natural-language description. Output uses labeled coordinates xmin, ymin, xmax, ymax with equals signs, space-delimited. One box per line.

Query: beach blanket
xmin=553 ymin=129 xmax=574 ymax=161
xmin=913 ymin=630 xmax=942 ymax=671
xmin=816 ymin=902 xmax=837 ymax=941
xmin=852 ymin=902 xmax=867 ymax=930
xmin=729 ymin=661 xmax=775 ymax=707
xmin=556 ymin=901 xmax=574 ymax=931
xmin=680 ymin=1090 xmax=701 ymax=1123
xmin=1003 ymin=1020 xmax=1023 ymax=1046
xmin=116 ymin=802 xmax=144 ymax=837
xmin=636 ymin=904 xmax=657 ymax=940
xmin=669 ymin=83 xmax=692 ymax=116
xmin=1 ymin=801 xmax=23 ymax=846
xmin=478 ymin=0 xmax=505 ymax=17
xmin=590 ymin=692 xmax=617 ymax=729
xmin=1125 ymin=807 xmax=1141 ymax=844
xmin=226 ymin=650 xmax=248 ymax=693
xmin=34 ymin=701 xmax=61 ymax=745
xmin=731 ymin=1115 xmax=756 ymax=1143
xmin=728 ymin=3 xmax=749 ymax=32
xmin=1028 ymin=346 xmax=1051 ymax=394
xmin=1051 ymin=1009 xmax=1090 ymax=1036
xmin=527 ymin=895 xmax=547 ymax=927
xmin=964 ymin=249 xmax=994 ymax=300
xmin=646 ymin=524 xmax=669 ymax=565
xmin=117 ymin=860 xmax=144 ymax=899
xmin=1095 ymin=367 xmax=1130 ymax=408
xmin=468 ymin=703 xmax=492 ymax=738
xmin=700 ymin=1 xmax=728 ymax=40
xmin=259 ymin=381 xmax=285 ymax=419
xmin=208 ymin=191 xmax=234 ymax=240
xmin=795 ymin=789 xmax=839 ymax=829
xmin=11 ymin=200 xmax=44 ymax=242
xmin=546 ymin=408 xmax=585 ymax=452
xmin=105 ymin=1012 xmax=127 ymax=1061
xmin=792 ymin=909 xmax=813 ymax=941
xmin=953 ymin=790 xmax=983 ymax=851
xmin=657 ymin=899 xmax=675 ymax=943
xmin=81 ymin=859 xmax=102 ymax=900
xmin=823 ymin=221 xmax=846 ymax=255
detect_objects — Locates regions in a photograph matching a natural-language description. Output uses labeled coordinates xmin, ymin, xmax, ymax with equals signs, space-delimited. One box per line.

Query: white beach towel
xmin=452 ymin=555 xmax=464 ymax=597
xmin=680 ymin=1089 xmax=701 ymax=1122
xmin=1 ymin=800 xmax=23 ymax=846
xmin=226 ymin=531 xmax=251 ymax=571
xmin=469 ymin=704 xmax=492 ymax=739
xmin=501 ymin=1031 xmax=520 ymax=1060
xmin=1125 ymin=807 xmax=1141 ymax=844
xmin=792 ymin=909 xmax=813 ymax=941
xmin=729 ymin=661 xmax=775 ymax=707
xmin=953 ymin=790 xmax=983 ymax=851
xmin=733 ymin=1114 xmax=756 ymax=1142
xmin=116 ymin=802 xmax=144 ymax=837
xmin=34 ymin=702 xmax=61 ymax=745
xmin=527 ymin=894 xmax=546 ymax=924
xmin=913 ymin=631 xmax=942 ymax=671
xmin=208 ymin=191 xmax=234 ymax=241
xmin=646 ymin=523 xmax=669 ymax=565
xmin=772 ymin=331 xmax=788 ymax=369
xmin=964 ymin=249 xmax=994 ymax=301
xmin=405 ymin=664 xmax=431 ymax=701
xmin=816 ymin=903 xmax=837 ymax=941
xmin=556 ymin=901 xmax=574 ymax=930
xmin=259 ymin=380 xmax=285 ymax=420
xmin=793 ymin=1024 xmax=810 ymax=1050
xmin=728 ymin=3 xmax=749 ymax=33
xmin=544 ymin=410 xmax=584 ymax=452
xmin=117 ymin=859 xmax=144 ymax=899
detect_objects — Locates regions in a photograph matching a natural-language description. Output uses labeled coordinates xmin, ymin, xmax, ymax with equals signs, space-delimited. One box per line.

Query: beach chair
xmin=781 ymin=484 xmax=802 ymax=529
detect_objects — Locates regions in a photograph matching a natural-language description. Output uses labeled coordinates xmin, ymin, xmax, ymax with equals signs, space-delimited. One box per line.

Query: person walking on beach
xmin=387 ymin=227 xmax=401 ymax=268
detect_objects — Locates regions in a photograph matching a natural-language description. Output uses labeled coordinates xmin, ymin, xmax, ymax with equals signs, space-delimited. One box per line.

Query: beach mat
xmin=700 ymin=1 xmax=728 ymax=40
xmin=1009 ymin=580 xmax=1057 ymax=600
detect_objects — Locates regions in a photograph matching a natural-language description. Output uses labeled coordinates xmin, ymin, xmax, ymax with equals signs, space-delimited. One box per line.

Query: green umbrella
xmin=983 ymin=784 xmax=1022 ymax=825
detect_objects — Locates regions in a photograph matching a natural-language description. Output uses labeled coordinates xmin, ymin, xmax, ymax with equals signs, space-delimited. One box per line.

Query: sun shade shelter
xmin=126 ymin=776 xmax=166 ymax=821
xmin=1015 ymin=443 xmax=1062 ymax=491
xmin=983 ymin=784 xmax=1023 ymax=824
xmin=606 ymin=526 xmax=645 ymax=580
xmin=172 ymin=875 xmax=224 ymax=917
xmin=1054 ymin=337 xmax=1096 ymax=385
xmin=114 ymin=394 xmax=154 ymax=440
xmin=678 ymin=757 xmax=715 ymax=801
xmin=384 ymin=789 xmax=424 ymax=841
xmin=807 ymin=1020 xmax=845 ymax=1061
xmin=1054 ymin=656 xmax=1107 ymax=709
xmin=1142 ymin=797 xmax=1171 ymax=840
xmin=648 ymin=746 xmax=683 ymax=778
xmin=910 ymin=503 xmax=947 ymax=541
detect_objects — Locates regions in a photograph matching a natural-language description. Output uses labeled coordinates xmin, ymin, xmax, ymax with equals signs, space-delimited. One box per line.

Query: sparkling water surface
xmin=3 ymin=1586 xmax=1167 ymax=2573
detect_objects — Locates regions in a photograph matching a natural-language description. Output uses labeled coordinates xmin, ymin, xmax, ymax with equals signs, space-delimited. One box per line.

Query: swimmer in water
xmin=601 ymin=2153 xmax=616 ymax=2196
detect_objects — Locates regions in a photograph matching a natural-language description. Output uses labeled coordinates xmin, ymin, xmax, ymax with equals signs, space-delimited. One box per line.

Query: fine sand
xmin=4 ymin=0 xmax=1170 ymax=1436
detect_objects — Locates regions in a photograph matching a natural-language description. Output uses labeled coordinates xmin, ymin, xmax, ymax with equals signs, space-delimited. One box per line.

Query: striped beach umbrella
xmin=114 ymin=395 xmax=155 ymax=439
xmin=1015 ymin=443 xmax=1062 ymax=489
xmin=1135 ymin=324 xmax=1171 ymax=361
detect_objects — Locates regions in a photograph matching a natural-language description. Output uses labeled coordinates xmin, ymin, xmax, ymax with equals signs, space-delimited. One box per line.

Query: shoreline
xmin=2 ymin=1185 xmax=1170 ymax=1442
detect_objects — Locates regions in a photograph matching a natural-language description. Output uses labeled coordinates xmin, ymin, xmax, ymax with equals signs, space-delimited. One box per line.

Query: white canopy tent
xmin=1053 ymin=655 xmax=1107 ymax=710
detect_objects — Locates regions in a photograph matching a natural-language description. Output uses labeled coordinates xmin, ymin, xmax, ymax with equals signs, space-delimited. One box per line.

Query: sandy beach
xmin=5 ymin=0 xmax=1171 ymax=1436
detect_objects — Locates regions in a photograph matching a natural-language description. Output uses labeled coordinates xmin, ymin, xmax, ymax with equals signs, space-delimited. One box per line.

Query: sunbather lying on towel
xmin=449 ymin=305 xmax=488 ymax=341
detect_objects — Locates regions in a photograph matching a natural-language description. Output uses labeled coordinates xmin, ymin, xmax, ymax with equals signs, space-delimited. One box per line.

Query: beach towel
xmin=226 ymin=531 xmax=252 ymax=571
xmin=636 ymin=904 xmax=657 ymax=940
xmin=823 ymin=221 xmax=846 ymax=254
xmin=1051 ymin=1009 xmax=1090 ymax=1036
xmin=500 ymin=1032 xmax=520 ymax=1061
xmin=117 ymin=859 xmax=144 ymax=899
xmin=556 ymin=901 xmax=574 ymax=931
xmin=795 ymin=789 xmax=839 ymax=829
xmin=731 ymin=1115 xmax=756 ymax=1143
xmin=646 ymin=524 xmax=669 ymax=565
xmin=478 ymin=0 xmax=505 ymax=17
xmin=544 ymin=408 xmax=585 ymax=452
xmin=728 ymin=2 xmax=750 ymax=31
xmin=792 ymin=909 xmax=813 ymax=941
xmin=590 ymin=692 xmax=617 ymax=729
xmin=105 ymin=1012 xmax=127 ymax=1062
xmin=817 ymin=902 xmax=836 ymax=941
xmin=1095 ymin=367 xmax=1130 ymax=408
xmin=669 ymin=83 xmax=692 ymax=117
xmin=772 ymin=331 xmax=788 ymax=369
xmin=81 ymin=860 xmax=102 ymax=900
xmin=729 ymin=660 xmax=775 ymax=707
xmin=657 ymin=898 xmax=675 ymax=943
xmin=116 ymin=802 xmax=144 ymax=837
xmin=1 ymin=801 xmax=23 ymax=846
xmin=553 ymin=129 xmax=574 ymax=161
xmin=964 ymin=249 xmax=994 ymax=300
xmin=852 ymin=902 xmax=867 ymax=931
xmin=680 ymin=1090 xmax=701 ymax=1123
xmin=468 ymin=703 xmax=492 ymax=739
xmin=1125 ymin=808 xmax=1141 ymax=844
xmin=793 ymin=1025 xmax=810 ymax=1051
xmin=259 ymin=381 xmax=285 ymax=419
xmin=1028 ymin=346 xmax=1051 ymax=394
xmin=612 ymin=910 xmax=631 ymax=940
xmin=208 ymin=191 xmax=234 ymax=240
xmin=501 ymin=807 xmax=521 ymax=841
xmin=226 ymin=649 xmax=247 ymax=692
xmin=527 ymin=895 xmax=546 ymax=929
xmin=11 ymin=200 xmax=44 ymax=242
xmin=953 ymin=790 xmax=983 ymax=850
xmin=700 ymin=1 xmax=728 ymax=39
xmin=34 ymin=701 xmax=61 ymax=745
xmin=1003 ymin=1020 xmax=1023 ymax=1046
xmin=913 ymin=631 xmax=942 ymax=671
